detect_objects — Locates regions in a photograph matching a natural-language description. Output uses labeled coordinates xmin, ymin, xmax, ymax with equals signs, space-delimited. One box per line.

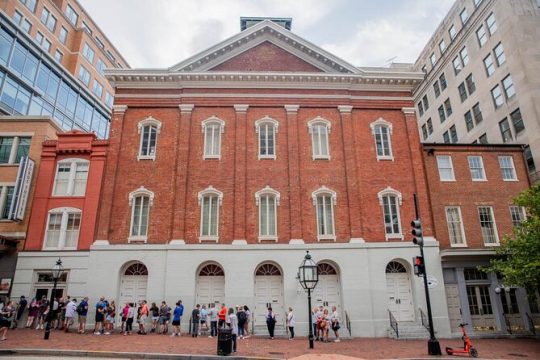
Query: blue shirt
xmin=173 ymin=306 xmax=183 ymax=321
xmin=79 ymin=300 xmax=88 ymax=316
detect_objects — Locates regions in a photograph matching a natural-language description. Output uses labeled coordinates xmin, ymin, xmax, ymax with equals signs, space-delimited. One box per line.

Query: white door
xmin=445 ymin=284 xmax=462 ymax=332
xmin=254 ymin=275 xmax=284 ymax=326
xmin=386 ymin=272 xmax=414 ymax=321
xmin=196 ymin=276 xmax=225 ymax=307
xmin=120 ymin=275 xmax=148 ymax=306
xmin=313 ymin=274 xmax=341 ymax=314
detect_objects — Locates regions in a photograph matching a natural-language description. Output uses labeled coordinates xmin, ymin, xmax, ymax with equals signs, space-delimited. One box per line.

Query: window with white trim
xmin=53 ymin=158 xmax=89 ymax=196
xmin=255 ymin=186 xmax=280 ymax=241
xmin=494 ymin=43 xmax=505 ymax=66
xmin=370 ymin=118 xmax=393 ymax=160
xmin=437 ymin=155 xmax=455 ymax=181
xmin=0 ymin=185 xmax=15 ymax=220
xmin=312 ymin=187 xmax=336 ymax=241
xmin=202 ymin=117 xmax=224 ymax=159
xmin=439 ymin=39 xmax=446 ymax=53
xmin=449 ymin=25 xmax=457 ymax=40
xmin=137 ymin=117 xmax=161 ymax=160
xmin=509 ymin=206 xmax=526 ymax=227
xmin=44 ymin=207 xmax=81 ymax=249
xmin=498 ymin=156 xmax=517 ymax=180
xmin=478 ymin=206 xmax=499 ymax=245
xmin=378 ymin=187 xmax=402 ymax=240
xmin=82 ymin=42 xmax=94 ymax=64
xmin=308 ymin=117 xmax=331 ymax=160
xmin=460 ymin=8 xmax=469 ymax=24
xmin=476 ymin=25 xmax=487 ymax=47
xmin=198 ymin=186 xmax=222 ymax=242
xmin=486 ymin=13 xmax=497 ymax=35
xmin=468 ymin=156 xmax=486 ymax=180
xmin=65 ymin=4 xmax=79 ymax=26
xmin=128 ymin=187 xmax=154 ymax=242
xmin=255 ymin=116 xmax=278 ymax=159
xmin=446 ymin=206 xmax=466 ymax=246
xmin=0 ymin=135 xmax=30 ymax=164
xmin=484 ymin=54 xmax=495 ymax=77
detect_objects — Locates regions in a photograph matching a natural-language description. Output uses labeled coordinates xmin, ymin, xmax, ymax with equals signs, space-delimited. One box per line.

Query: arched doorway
xmin=385 ymin=260 xmax=414 ymax=321
xmin=196 ymin=263 xmax=225 ymax=307
xmin=314 ymin=262 xmax=341 ymax=313
xmin=120 ymin=262 xmax=148 ymax=306
xmin=254 ymin=263 xmax=284 ymax=327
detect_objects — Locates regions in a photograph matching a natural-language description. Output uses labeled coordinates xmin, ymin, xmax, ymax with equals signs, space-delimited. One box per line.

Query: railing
xmin=503 ymin=313 xmax=512 ymax=334
xmin=526 ymin=312 xmax=536 ymax=335
xmin=388 ymin=310 xmax=399 ymax=338
xmin=419 ymin=308 xmax=430 ymax=332
xmin=344 ymin=310 xmax=351 ymax=337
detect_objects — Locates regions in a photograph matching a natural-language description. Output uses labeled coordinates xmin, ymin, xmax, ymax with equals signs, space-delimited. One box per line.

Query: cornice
xmin=178 ymin=104 xmax=195 ymax=113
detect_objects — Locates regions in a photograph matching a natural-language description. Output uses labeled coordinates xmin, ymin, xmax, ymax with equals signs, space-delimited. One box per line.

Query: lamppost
xmin=44 ymin=258 xmax=63 ymax=340
xmin=298 ymin=251 xmax=319 ymax=349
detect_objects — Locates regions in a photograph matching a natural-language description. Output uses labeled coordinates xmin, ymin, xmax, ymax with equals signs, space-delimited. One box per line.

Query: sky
xmin=79 ymin=0 xmax=456 ymax=69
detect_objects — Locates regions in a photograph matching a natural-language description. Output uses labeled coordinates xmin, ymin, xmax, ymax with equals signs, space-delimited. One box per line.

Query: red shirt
xmin=218 ymin=306 xmax=227 ymax=320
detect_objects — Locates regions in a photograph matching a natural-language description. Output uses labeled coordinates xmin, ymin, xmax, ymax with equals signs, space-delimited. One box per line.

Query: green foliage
xmin=482 ymin=184 xmax=540 ymax=293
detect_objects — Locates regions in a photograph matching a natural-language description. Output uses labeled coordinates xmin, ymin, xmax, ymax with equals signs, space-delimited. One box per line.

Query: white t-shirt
xmin=209 ymin=307 xmax=218 ymax=321
xmin=227 ymin=313 xmax=238 ymax=335
xmin=65 ymin=301 xmax=77 ymax=318
xmin=287 ymin=311 xmax=295 ymax=327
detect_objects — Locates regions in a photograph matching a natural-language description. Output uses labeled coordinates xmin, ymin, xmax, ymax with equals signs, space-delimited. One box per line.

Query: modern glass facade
xmin=0 ymin=13 xmax=110 ymax=138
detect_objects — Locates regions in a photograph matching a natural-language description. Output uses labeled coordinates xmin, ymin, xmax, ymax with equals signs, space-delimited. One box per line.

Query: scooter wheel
xmin=469 ymin=347 xmax=478 ymax=358
xmin=445 ymin=347 xmax=452 ymax=355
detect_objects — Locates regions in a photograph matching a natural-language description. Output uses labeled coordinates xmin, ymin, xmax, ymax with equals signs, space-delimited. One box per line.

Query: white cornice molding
xmin=233 ymin=104 xmax=249 ymax=112
xmin=402 ymin=107 xmax=416 ymax=115
xmin=284 ymin=105 xmax=299 ymax=113
xmin=337 ymin=105 xmax=353 ymax=114
xmin=179 ymin=104 xmax=195 ymax=113
xmin=113 ymin=104 xmax=127 ymax=114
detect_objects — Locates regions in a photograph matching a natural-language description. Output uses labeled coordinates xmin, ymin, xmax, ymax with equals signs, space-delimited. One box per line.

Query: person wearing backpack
xmin=236 ymin=306 xmax=247 ymax=339
xmin=77 ymin=297 xmax=89 ymax=334
xmin=266 ymin=306 xmax=276 ymax=339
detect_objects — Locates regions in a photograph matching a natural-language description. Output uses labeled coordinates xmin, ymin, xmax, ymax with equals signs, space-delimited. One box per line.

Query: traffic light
xmin=413 ymin=256 xmax=425 ymax=276
xmin=411 ymin=219 xmax=424 ymax=246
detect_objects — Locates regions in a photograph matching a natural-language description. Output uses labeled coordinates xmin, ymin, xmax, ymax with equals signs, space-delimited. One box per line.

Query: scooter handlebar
xmin=459 ymin=323 xmax=469 ymax=327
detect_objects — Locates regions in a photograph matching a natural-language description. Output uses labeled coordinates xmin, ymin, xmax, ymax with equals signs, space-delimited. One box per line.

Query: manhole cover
xmin=507 ymin=354 xmax=528 ymax=358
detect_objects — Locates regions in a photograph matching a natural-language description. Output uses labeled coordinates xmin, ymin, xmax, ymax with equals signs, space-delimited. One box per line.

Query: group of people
xmin=312 ymin=305 xmax=341 ymax=342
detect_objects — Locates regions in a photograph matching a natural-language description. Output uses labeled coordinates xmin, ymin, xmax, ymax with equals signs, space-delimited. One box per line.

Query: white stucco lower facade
xmin=11 ymin=240 xmax=451 ymax=338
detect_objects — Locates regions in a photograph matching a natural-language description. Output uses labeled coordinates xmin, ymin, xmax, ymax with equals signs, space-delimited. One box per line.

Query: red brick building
xmin=422 ymin=143 xmax=538 ymax=335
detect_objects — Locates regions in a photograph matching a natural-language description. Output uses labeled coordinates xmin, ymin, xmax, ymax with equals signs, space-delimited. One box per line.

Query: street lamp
xmin=44 ymin=258 xmax=63 ymax=340
xmin=298 ymin=251 xmax=319 ymax=349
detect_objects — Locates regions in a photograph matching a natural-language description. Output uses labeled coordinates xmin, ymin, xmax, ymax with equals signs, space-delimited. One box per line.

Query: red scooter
xmin=446 ymin=323 xmax=478 ymax=358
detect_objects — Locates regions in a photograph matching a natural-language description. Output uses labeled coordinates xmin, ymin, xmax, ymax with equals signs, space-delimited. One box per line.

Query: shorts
xmin=78 ymin=315 xmax=87 ymax=323
xmin=139 ymin=315 xmax=147 ymax=324
xmin=95 ymin=313 xmax=104 ymax=323
xmin=158 ymin=316 xmax=168 ymax=325
xmin=106 ymin=315 xmax=114 ymax=323
xmin=172 ymin=320 xmax=180 ymax=326
xmin=0 ymin=319 xmax=10 ymax=328
xmin=152 ymin=316 xmax=159 ymax=322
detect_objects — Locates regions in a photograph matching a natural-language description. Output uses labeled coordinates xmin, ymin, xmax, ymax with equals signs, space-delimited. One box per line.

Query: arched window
xmin=255 ymin=116 xmax=279 ymax=159
xmin=124 ymin=262 xmax=148 ymax=275
xmin=202 ymin=116 xmax=225 ymax=159
xmin=53 ymin=158 xmax=89 ymax=196
xmin=128 ymin=187 xmax=154 ymax=242
xmin=137 ymin=116 xmax=162 ymax=160
xmin=43 ymin=207 xmax=81 ymax=250
xmin=317 ymin=262 xmax=338 ymax=275
xmin=312 ymin=186 xmax=337 ymax=241
xmin=377 ymin=187 xmax=403 ymax=240
xmin=386 ymin=261 xmax=407 ymax=273
xmin=198 ymin=186 xmax=223 ymax=242
xmin=255 ymin=186 xmax=280 ymax=241
xmin=199 ymin=264 xmax=225 ymax=276
xmin=370 ymin=118 xmax=393 ymax=160
xmin=308 ymin=117 xmax=331 ymax=160
xmin=256 ymin=263 xmax=281 ymax=276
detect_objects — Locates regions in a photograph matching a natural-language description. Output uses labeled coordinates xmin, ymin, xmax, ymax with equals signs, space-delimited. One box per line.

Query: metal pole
xmin=307 ymin=288 xmax=314 ymax=349
xmin=43 ymin=278 xmax=58 ymax=340
xmin=420 ymin=244 xmax=441 ymax=355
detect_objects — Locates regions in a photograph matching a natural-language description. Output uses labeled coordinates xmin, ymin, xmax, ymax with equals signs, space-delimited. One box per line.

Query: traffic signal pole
xmin=412 ymin=194 xmax=441 ymax=356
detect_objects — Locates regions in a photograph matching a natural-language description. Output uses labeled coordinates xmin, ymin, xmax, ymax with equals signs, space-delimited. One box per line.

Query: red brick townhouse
xmin=11 ymin=18 xmax=452 ymax=338
xmin=422 ymin=143 xmax=538 ymax=335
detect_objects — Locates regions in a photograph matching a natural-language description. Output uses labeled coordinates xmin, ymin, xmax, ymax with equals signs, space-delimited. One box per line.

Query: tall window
xmin=433 ymin=81 xmax=441 ymax=98
xmin=308 ymin=117 xmax=331 ymax=160
xmin=460 ymin=8 xmax=469 ymax=24
xmin=53 ymin=159 xmax=89 ymax=196
xmin=446 ymin=207 xmax=466 ymax=246
xmin=40 ymin=7 xmax=56 ymax=32
xmin=439 ymin=39 xmax=446 ymax=53
xmin=478 ymin=206 xmax=499 ymax=245
xmin=468 ymin=156 xmax=486 ymax=180
xmin=0 ymin=135 xmax=30 ymax=164
xmin=494 ymin=43 xmax=505 ymax=66
xmin=137 ymin=117 xmax=161 ymax=160
xmin=486 ymin=13 xmax=497 ymax=35
xmin=255 ymin=117 xmax=278 ymax=159
xmin=312 ymin=187 xmax=336 ymax=241
xmin=128 ymin=187 xmax=154 ymax=242
xmin=202 ymin=117 xmax=224 ymax=159
xmin=78 ymin=65 xmax=90 ymax=86
xmin=65 ymin=4 xmax=79 ymax=26
xmin=510 ymin=108 xmax=524 ymax=135
xmin=44 ymin=207 xmax=81 ymax=249
xmin=20 ymin=0 xmax=37 ymax=12
xmin=437 ymin=155 xmax=455 ymax=181
xmin=509 ymin=206 xmax=526 ymax=227
xmin=476 ymin=25 xmax=487 ymax=47
xmin=464 ymin=111 xmax=474 ymax=132
xmin=444 ymin=98 xmax=453 ymax=117
xmin=491 ymin=85 xmax=503 ymax=108
xmin=0 ymin=185 xmax=15 ymax=220
xmin=502 ymin=75 xmax=515 ymax=99
xmin=82 ymin=43 xmax=95 ymax=64
xmin=92 ymin=80 xmax=103 ymax=98
xmin=378 ymin=187 xmax=402 ymax=240
xmin=472 ymin=103 xmax=483 ymax=124
xmin=59 ymin=27 xmax=68 ymax=44
xmin=439 ymin=73 xmax=447 ymax=90
xmin=499 ymin=118 xmax=512 ymax=143
xmin=484 ymin=54 xmax=495 ymax=77
xmin=498 ymin=156 xmax=517 ymax=180
xmin=255 ymin=186 xmax=280 ymax=241
xmin=449 ymin=25 xmax=457 ymax=40
xmin=370 ymin=118 xmax=393 ymax=160
xmin=198 ymin=186 xmax=223 ymax=242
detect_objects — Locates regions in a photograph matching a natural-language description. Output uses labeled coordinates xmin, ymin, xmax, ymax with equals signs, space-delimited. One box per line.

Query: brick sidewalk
xmin=0 ymin=329 xmax=539 ymax=359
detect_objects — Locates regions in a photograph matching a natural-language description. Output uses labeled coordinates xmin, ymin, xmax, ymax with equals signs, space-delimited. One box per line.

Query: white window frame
xmin=476 ymin=25 xmax=487 ymax=47
xmin=478 ymin=206 xmax=499 ymax=246
xmin=307 ymin=117 xmax=331 ymax=160
xmin=312 ymin=186 xmax=337 ymax=241
xmin=43 ymin=207 xmax=81 ymax=250
xmin=468 ymin=155 xmax=487 ymax=181
xmin=255 ymin=116 xmax=279 ymax=160
xmin=436 ymin=155 xmax=455 ymax=181
xmin=137 ymin=116 xmax=162 ymax=160
xmin=498 ymin=156 xmax=517 ymax=181
xmin=509 ymin=206 xmax=526 ymax=227
xmin=52 ymin=158 xmax=89 ymax=196
xmin=82 ymin=42 xmax=94 ymax=64
xmin=439 ymin=39 xmax=446 ymax=53
xmin=377 ymin=187 xmax=403 ymax=240
xmin=201 ymin=116 xmax=225 ymax=160
xmin=0 ymin=183 xmax=15 ymax=220
xmin=445 ymin=206 xmax=467 ymax=247
xmin=128 ymin=186 xmax=154 ymax=243
xmin=370 ymin=118 xmax=394 ymax=161
xmin=255 ymin=186 xmax=280 ymax=241
xmin=198 ymin=186 xmax=223 ymax=242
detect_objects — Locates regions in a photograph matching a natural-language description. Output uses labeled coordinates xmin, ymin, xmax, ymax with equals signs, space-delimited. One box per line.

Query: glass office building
xmin=0 ymin=12 xmax=110 ymax=138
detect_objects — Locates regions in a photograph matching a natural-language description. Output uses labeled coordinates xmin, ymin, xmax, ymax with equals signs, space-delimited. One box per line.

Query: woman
xmin=124 ymin=303 xmax=135 ymax=335
xmin=236 ymin=306 xmax=246 ymax=339
xmin=150 ymin=302 xmax=159 ymax=333
xmin=0 ymin=301 xmax=15 ymax=340
xmin=227 ymin=307 xmax=238 ymax=353
xmin=266 ymin=306 xmax=276 ymax=339
xmin=321 ymin=308 xmax=331 ymax=342
xmin=26 ymin=298 xmax=39 ymax=328
xmin=121 ymin=303 xmax=129 ymax=333
xmin=331 ymin=306 xmax=340 ymax=342
xmin=36 ymin=297 xmax=49 ymax=330
xmin=286 ymin=307 xmax=295 ymax=340
xmin=105 ymin=300 xmax=116 ymax=334
xmin=243 ymin=305 xmax=251 ymax=338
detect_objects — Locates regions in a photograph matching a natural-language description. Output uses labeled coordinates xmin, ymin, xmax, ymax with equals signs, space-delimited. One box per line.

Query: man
xmin=14 ymin=296 xmax=27 ymax=329
xmin=218 ymin=303 xmax=227 ymax=328
xmin=191 ymin=304 xmax=200 ymax=337
xmin=208 ymin=303 xmax=218 ymax=338
xmin=64 ymin=298 xmax=77 ymax=332
xmin=158 ymin=301 xmax=171 ymax=334
xmin=94 ymin=297 xmax=106 ymax=335
xmin=77 ymin=297 xmax=89 ymax=333
xmin=138 ymin=300 xmax=149 ymax=335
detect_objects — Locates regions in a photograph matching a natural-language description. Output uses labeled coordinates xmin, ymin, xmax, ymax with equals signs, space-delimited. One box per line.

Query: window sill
xmin=377 ymin=156 xmax=394 ymax=162
xmin=137 ymin=155 xmax=156 ymax=161
xmin=51 ymin=194 xmax=86 ymax=198
xmin=312 ymin=156 xmax=331 ymax=161
xmin=440 ymin=179 xmax=456 ymax=182
xmin=203 ymin=155 xmax=221 ymax=160
xmin=128 ymin=236 xmax=148 ymax=243
xmin=317 ymin=235 xmax=336 ymax=242
xmin=258 ymin=155 xmax=276 ymax=160
xmin=385 ymin=234 xmax=403 ymax=241
xmin=483 ymin=242 xmax=500 ymax=247
xmin=472 ymin=178 xmax=487 ymax=182
xmin=450 ymin=243 xmax=468 ymax=248
xmin=503 ymin=178 xmax=518 ymax=182
xmin=41 ymin=247 xmax=77 ymax=251
xmin=0 ymin=163 xmax=19 ymax=167
xmin=199 ymin=236 xmax=219 ymax=243
xmin=258 ymin=236 xmax=277 ymax=242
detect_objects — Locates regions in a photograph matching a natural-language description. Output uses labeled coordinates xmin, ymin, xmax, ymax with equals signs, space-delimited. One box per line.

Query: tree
xmin=482 ymin=184 xmax=540 ymax=295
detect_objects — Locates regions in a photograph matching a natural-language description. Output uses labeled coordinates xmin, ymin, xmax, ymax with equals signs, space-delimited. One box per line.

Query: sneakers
xmin=94 ymin=332 xmax=101 ymax=335
xmin=334 ymin=339 xmax=341 ymax=342
xmin=104 ymin=332 xmax=111 ymax=335
xmin=208 ymin=335 xmax=213 ymax=338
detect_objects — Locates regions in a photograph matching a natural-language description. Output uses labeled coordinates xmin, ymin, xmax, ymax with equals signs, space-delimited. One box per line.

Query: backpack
xmin=76 ymin=302 xmax=84 ymax=315
xmin=238 ymin=311 xmax=247 ymax=323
